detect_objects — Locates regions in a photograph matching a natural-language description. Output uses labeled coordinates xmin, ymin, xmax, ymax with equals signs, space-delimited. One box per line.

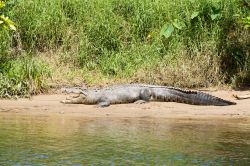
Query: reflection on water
xmin=0 ymin=115 xmax=249 ymax=165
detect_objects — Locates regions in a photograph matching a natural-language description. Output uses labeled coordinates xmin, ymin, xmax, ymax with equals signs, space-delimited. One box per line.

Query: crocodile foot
xmin=134 ymin=100 xmax=147 ymax=104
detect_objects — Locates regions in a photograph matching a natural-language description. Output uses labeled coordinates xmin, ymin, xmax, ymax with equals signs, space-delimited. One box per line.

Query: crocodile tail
xmin=167 ymin=88 xmax=236 ymax=106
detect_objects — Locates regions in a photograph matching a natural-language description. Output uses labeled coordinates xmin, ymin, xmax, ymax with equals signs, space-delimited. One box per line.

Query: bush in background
xmin=0 ymin=0 xmax=249 ymax=97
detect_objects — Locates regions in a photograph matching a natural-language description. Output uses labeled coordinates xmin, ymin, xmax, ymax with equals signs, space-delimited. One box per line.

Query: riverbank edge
xmin=0 ymin=89 xmax=250 ymax=120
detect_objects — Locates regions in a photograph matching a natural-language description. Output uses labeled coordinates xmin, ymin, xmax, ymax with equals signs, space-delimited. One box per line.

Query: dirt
xmin=0 ymin=90 xmax=250 ymax=120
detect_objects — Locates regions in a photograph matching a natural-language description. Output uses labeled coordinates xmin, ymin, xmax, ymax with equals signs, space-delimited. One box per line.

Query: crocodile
xmin=60 ymin=84 xmax=236 ymax=107
xmin=61 ymin=85 xmax=152 ymax=107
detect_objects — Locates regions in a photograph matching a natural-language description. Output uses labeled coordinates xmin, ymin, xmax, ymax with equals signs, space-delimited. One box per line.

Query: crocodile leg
xmin=134 ymin=100 xmax=147 ymax=104
xmin=98 ymin=101 xmax=111 ymax=107
xmin=140 ymin=88 xmax=152 ymax=101
xmin=133 ymin=88 xmax=152 ymax=104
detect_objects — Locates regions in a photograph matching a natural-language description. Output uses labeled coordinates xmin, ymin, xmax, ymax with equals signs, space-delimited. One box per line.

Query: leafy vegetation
xmin=0 ymin=0 xmax=249 ymax=97
xmin=0 ymin=0 xmax=16 ymax=30
xmin=0 ymin=0 xmax=50 ymax=97
xmin=0 ymin=57 xmax=51 ymax=98
xmin=239 ymin=16 xmax=250 ymax=29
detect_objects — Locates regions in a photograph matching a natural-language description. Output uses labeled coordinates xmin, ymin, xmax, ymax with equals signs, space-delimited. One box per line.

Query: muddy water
xmin=0 ymin=115 xmax=249 ymax=165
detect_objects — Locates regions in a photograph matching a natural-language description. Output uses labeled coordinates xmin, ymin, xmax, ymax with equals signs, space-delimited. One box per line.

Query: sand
xmin=0 ymin=90 xmax=250 ymax=120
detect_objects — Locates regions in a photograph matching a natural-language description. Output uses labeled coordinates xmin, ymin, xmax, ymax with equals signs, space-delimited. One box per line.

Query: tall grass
xmin=0 ymin=0 xmax=249 ymax=97
xmin=0 ymin=56 xmax=51 ymax=97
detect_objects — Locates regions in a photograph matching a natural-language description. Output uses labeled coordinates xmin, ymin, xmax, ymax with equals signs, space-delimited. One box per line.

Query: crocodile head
xmin=60 ymin=90 xmax=89 ymax=104
xmin=61 ymin=87 xmax=87 ymax=94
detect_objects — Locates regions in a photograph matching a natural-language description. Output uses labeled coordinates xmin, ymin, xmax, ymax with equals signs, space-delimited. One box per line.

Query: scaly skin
xmin=150 ymin=87 xmax=236 ymax=106
xmin=61 ymin=84 xmax=236 ymax=107
xmin=61 ymin=85 xmax=152 ymax=107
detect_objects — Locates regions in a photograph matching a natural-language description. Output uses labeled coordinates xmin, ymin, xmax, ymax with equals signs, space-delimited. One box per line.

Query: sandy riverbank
xmin=0 ymin=90 xmax=250 ymax=120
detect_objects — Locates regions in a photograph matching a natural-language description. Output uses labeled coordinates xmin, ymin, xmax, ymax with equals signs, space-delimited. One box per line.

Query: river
xmin=0 ymin=115 xmax=249 ymax=165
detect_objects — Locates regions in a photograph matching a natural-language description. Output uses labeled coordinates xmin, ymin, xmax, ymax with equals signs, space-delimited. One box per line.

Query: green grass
xmin=0 ymin=0 xmax=249 ymax=97
xmin=0 ymin=56 xmax=51 ymax=97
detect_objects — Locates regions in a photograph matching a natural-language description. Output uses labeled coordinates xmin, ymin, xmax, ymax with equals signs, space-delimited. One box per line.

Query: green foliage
xmin=99 ymin=44 xmax=160 ymax=77
xmin=160 ymin=0 xmax=223 ymax=39
xmin=0 ymin=0 xmax=249 ymax=97
xmin=0 ymin=0 xmax=16 ymax=30
xmin=0 ymin=57 xmax=51 ymax=97
xmin=240 ymin=16 xmax=250 ymax=29
xmin=160 ymin=23 xmax=175 ymax=39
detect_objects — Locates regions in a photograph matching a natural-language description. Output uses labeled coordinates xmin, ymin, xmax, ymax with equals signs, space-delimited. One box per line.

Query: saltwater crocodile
xmin=61 ymin=85 xmax=152 ymax=107
xmin=60 ymin=84 xmax=236 ymax=107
